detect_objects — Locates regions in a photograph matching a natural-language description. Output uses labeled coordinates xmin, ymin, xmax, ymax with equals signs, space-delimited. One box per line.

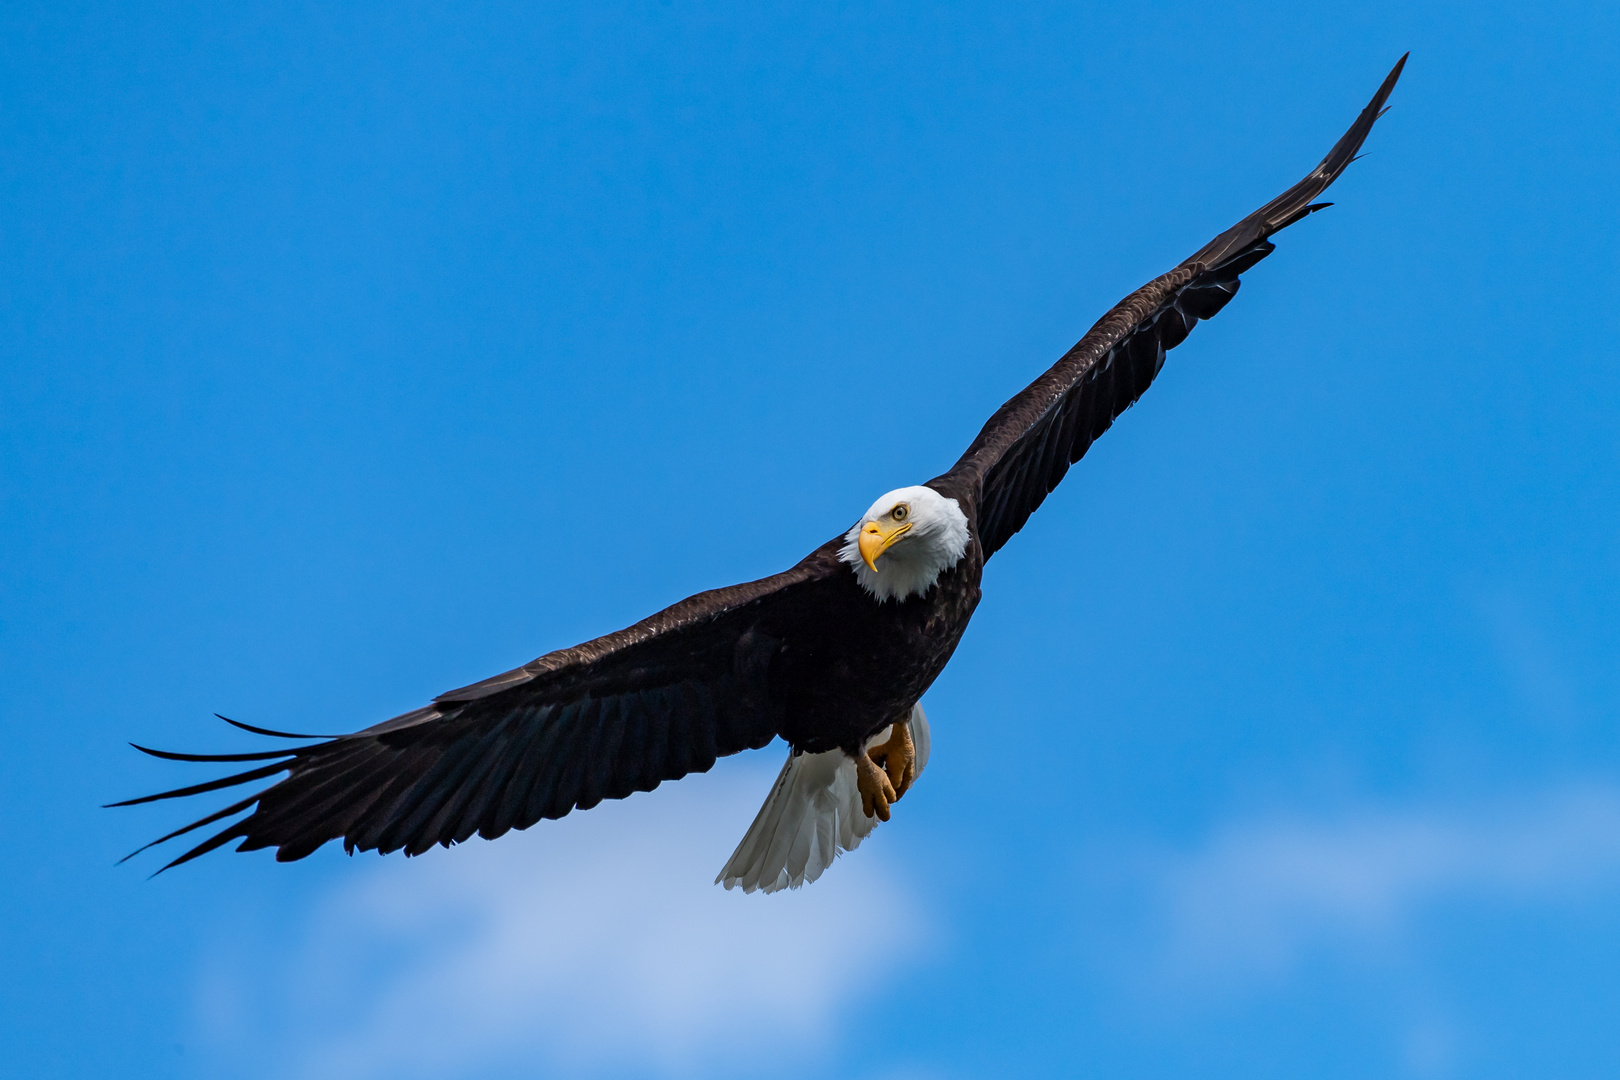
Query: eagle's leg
xmin=868 ymin=720 xmax=917 ymax=801
xmin=853 ymin=751 xmax=897 ymax=822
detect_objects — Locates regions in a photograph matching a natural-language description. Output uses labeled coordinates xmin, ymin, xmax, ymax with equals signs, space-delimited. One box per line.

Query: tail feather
xmin=717 ymin=704 xmax=930 ymax=894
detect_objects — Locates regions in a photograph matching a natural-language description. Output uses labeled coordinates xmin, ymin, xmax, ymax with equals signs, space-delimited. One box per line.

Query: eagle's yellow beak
xmin=857 ymin=520 xmax=912 ymax=572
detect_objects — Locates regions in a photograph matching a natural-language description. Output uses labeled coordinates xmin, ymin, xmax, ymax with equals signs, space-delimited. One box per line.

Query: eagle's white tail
xmin=716 ymin=703 xmax=930 ymax=893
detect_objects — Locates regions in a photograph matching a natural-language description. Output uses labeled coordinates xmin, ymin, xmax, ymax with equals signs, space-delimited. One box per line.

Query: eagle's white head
xmin=838 ymin=485 xmax=970 ymax=603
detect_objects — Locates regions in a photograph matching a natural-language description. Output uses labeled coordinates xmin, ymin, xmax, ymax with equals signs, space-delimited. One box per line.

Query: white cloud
xmin=1140 ymin=782 xmax=1620 ymax=990
xmin=194 ymin=758 xmax=928 ymax=1080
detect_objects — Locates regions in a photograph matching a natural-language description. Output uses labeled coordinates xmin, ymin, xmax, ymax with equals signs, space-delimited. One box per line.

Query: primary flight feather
xmin=115 ymin=56 xmax=1407 ymax=892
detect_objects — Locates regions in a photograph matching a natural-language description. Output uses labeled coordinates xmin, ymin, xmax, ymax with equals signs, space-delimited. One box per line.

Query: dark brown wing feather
xmin=942 ymin=55 xmax=1406 ymax=558
xmin=112 ymin=551 xmax=843 ymax=870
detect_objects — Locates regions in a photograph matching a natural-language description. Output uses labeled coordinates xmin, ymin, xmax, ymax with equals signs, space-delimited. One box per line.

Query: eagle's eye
xmin=892 ymin=504 xmax=909 ymax=521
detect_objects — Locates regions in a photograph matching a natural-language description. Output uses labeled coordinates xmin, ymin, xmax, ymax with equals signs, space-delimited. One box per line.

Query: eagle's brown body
xmin=764 ymin=521 xmax=984 ymax=756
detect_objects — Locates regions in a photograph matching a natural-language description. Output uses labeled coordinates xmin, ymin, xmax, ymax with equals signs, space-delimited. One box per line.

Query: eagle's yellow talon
xmin=868 ymin=720 xmax=917 ymax=801
xmin=854 ymin=751 xmax=897 ymax=821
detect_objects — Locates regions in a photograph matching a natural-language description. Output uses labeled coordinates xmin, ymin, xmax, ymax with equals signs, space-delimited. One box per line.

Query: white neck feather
xmin=838 ymin=485 xmax=970 ymax=603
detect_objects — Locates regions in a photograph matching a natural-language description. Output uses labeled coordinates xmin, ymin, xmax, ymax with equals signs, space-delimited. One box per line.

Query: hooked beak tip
xmin=857 ymin=520 xmax=909 ymax=573
xmin=858 ymin=524 xmax=885 ymax=572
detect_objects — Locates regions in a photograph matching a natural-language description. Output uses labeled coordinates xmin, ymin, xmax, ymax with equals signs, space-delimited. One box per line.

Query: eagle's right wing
xmin=112 ymin=546 xmax=849 ymax=869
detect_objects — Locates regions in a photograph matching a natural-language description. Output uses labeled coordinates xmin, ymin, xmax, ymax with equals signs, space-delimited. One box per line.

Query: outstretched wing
xmin=941 ymin=56 xmax=1406 ymax=559
xmin=112 ymin=549 xmax=845 ymax=870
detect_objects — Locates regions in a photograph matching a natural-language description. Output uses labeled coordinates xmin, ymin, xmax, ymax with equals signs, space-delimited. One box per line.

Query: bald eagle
xmin=115 ymin=57 xmax=1406 ymax=892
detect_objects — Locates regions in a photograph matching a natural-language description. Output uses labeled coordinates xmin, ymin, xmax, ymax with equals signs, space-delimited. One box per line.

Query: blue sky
xmin=4 ymin=2 xmax=1619 ymax=1077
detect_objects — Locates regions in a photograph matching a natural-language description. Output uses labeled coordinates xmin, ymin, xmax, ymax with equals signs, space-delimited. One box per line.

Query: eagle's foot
xmin=854 ymin=750 xmax=897 ymax=821
xmin=868 ymin=719 xmax=917 ymax=801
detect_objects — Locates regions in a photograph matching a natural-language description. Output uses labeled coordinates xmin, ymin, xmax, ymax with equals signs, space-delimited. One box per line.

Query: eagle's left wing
xmin=939 ymin=55 xmax=1406 ymax=559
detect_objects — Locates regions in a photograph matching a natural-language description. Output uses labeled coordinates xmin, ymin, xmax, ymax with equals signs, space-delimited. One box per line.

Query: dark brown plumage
xmin=114 ymin=56 xmax=1406 ymax=871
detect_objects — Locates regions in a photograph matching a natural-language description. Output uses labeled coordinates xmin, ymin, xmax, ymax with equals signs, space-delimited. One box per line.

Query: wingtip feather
xmin=153 ymin=822 xmax=252 ymax=875
xmin=106 ymin=760 xmax=291 ymax=808
xmin=217 ymin=714 xmax=337 ymax=740
xmin=130 ymin=742 xmax=304 ymax=763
